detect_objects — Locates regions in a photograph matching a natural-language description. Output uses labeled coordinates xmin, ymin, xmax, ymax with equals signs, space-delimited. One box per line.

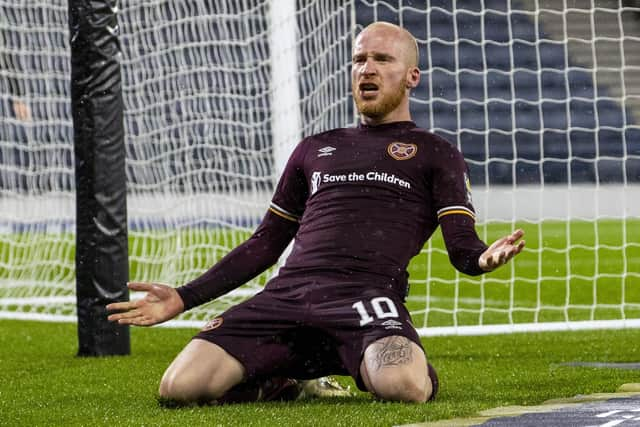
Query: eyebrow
xmin=352 ymin=52 xmax=397 ymax=62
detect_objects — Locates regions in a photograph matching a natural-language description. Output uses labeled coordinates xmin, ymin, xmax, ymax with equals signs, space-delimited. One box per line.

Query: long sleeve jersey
xmin=177 ymin=121 xmax=488 ymax=310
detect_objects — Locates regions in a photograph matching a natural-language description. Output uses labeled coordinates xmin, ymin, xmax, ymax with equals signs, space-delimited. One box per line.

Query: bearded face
xmin=352 ymin=73 xmax=408 ymax=119
xmin=351 ymin=25 xmax=418 ymax=124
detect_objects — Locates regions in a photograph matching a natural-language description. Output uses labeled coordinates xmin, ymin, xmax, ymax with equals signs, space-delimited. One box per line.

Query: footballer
xmin=108 ymin=21 xmax=525 ymax=405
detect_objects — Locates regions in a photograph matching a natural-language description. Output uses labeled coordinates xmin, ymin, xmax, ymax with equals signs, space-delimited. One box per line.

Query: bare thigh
xmin=359 ymin=335 xmax=431 ymax=402
xmin=159 ymin=338 xmax=246 ymax=403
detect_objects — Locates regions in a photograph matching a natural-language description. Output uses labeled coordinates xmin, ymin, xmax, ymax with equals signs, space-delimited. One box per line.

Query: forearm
xmin=439 ymin=214 xmax=488 ymax=276
xmin=176 ymin=211 xmax=299 ymax=310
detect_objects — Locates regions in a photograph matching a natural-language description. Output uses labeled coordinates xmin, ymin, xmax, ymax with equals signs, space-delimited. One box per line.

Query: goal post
xmin=1 ymin=0 xmax=639 ymax=336
xmin=69 ymin=0 xmax=130 ymax=356
xmin=269 ymin=0 xmax=302 ymax=177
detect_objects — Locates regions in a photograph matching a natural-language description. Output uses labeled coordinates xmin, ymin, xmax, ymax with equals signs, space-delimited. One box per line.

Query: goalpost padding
xmin=1 ymin=0 xmax=639 ymax=336
xmin=69 ymin=0 xmax=130 ymax=356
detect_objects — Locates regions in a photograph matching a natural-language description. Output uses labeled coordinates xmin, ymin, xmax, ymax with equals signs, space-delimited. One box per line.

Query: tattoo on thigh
xmin=371 ymin=336 xmax=413 ymax=371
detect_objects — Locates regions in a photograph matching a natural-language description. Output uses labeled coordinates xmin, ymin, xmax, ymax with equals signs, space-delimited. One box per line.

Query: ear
xmin=406 ymin=66 xmax=420 ymax=89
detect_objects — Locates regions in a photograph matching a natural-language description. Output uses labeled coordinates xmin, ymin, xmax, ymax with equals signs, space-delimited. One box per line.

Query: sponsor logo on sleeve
xmin=464 ymin=172 xmax=473 ymax=204
xmin=387 ymin=142 xmax=417 ymax=160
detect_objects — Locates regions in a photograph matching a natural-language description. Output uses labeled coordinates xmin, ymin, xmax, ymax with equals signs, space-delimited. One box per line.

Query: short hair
xmin=357 ymin=22 xmax=419 ymax=67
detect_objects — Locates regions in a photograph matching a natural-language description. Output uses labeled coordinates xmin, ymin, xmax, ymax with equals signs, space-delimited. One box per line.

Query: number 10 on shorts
xmin=352 ymin=297 xmax=400 ymax=326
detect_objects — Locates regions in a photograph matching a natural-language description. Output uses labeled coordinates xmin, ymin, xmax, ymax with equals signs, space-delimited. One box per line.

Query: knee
xmin=157 ymin=339 xmax=245 ymax=404
xmin=158 ymin=369 xmax=200 ymax=402
xmin=158 ymin=367 xmax=223 ymax=403
xmin=369 ymin=370 xmax=432 ymax=403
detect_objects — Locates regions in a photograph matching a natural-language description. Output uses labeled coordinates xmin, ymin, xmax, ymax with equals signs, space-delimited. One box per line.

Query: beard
xmin=352 ymin=77 xmax=407 ymax=119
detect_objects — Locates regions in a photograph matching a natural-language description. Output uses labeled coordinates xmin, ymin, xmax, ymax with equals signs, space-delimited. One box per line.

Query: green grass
xmin=1 ymin=320 xmax=639 ymax=426
xmin=2 ymin=219 xmax=640 ymax=425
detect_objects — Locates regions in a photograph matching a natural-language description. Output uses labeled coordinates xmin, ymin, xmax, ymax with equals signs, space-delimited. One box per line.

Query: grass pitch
xmin=1 ymin=320 xmax=639 ymax=426
xmin=1 ymin=219 xmax=639 ymax=425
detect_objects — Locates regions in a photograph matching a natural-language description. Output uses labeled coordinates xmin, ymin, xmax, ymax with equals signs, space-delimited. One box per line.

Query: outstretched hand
xmin=106 ymin=282 xmax=184 ymax=326
xmin=478 ymin=229 xmax=525 ymax=272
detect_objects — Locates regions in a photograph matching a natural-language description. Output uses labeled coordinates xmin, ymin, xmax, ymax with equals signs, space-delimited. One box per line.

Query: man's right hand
xmin=106 ymin=282 xmax=185 ymax=326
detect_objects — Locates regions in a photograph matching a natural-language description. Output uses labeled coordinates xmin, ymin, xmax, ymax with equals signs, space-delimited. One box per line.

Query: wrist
xmin=174 ymin=286 xmax=190 ymax=312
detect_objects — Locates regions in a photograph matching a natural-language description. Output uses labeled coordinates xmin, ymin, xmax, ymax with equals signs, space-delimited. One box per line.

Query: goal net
xmin=1 ymin=0 xmax=639 ymax=335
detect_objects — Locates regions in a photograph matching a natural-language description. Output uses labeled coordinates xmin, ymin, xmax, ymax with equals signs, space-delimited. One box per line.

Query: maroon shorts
xmin=194 ymin=283 xmax=423 ymax=390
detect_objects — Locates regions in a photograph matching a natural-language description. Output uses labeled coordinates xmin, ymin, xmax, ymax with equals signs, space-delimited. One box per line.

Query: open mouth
xmin=358 ymin=82 xmax=379 ymax=97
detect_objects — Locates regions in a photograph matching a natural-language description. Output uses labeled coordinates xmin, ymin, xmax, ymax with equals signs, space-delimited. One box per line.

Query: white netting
xmin=0 ymin=1 xmax=75 ymax=320
xmin=1 ymin=0 xmax=639 ymax=334
xmin=121 ymin=0 xmax=353 ymax=322
xmin=382 ymin=0 xmax=640 ymax=334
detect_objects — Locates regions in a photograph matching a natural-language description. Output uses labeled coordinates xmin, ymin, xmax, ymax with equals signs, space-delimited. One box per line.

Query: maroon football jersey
xmin=267 ymin=121 xmax=477 ymax=297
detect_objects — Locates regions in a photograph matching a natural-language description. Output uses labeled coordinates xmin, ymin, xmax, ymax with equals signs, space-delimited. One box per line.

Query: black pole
xmin=70 ymin=0 xmax=130 ymax=356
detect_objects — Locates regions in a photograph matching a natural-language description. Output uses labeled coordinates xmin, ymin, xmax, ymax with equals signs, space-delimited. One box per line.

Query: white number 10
xmin=352 ymin=297 xmax=399 ymax=326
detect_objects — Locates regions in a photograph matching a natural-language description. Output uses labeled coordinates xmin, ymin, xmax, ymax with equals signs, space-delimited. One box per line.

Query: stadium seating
xmin=357 ymin=0 xmax=639 ymax=184
xmin=3 ymin=2 xmax=638 ymax=193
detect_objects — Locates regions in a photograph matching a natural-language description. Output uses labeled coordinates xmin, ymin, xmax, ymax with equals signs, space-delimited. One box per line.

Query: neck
xmin=360 ymin=111 xmax=412 ymax=126
xmin=359 ymin=97 xmax=412 ymax=126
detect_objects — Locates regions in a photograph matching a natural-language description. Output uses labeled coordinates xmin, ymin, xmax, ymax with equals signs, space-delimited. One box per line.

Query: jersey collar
xmin=357 ymin=120 xmax=417 ymax=131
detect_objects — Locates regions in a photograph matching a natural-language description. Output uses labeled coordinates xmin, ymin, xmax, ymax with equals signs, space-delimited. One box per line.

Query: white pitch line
xmin=406 ymin=295 xmax=511 ymax=306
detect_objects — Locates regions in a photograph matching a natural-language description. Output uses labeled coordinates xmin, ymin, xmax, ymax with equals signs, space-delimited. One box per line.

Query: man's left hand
xmin=479 ymin=229 xmax=525 ymax=272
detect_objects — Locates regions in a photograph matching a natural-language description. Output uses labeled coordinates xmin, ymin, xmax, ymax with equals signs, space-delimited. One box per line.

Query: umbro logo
xmin=381 ymin=319 xmax=403 ymax=330
xmin=317 ymin=146 xmax=336 ymax=157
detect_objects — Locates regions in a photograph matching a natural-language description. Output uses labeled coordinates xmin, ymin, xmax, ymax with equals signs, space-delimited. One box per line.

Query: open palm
xmin=478 ymin=229 xmax=525 ymax=272
xmin=106 ymin=282 xmax=184 ymax=326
